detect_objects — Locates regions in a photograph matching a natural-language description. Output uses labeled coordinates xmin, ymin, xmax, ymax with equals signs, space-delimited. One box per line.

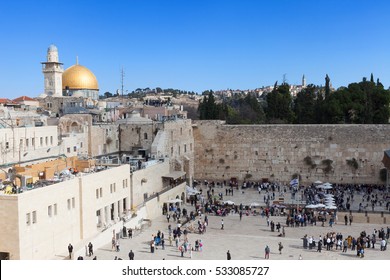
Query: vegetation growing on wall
xmin=322 ymin=159 xmax=333 ymax=174
xmin=304 ymin=156 xmax=317 ymax=169
xmin=346 ymin=158 xmax=359 ymax=170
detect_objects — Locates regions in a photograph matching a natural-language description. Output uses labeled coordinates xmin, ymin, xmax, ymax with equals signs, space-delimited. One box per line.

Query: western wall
xmin=193 ymin=120 xmax=390 ymax=185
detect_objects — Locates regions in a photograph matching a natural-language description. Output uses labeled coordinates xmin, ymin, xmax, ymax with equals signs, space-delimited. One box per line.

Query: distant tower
xmin=41 ymin=44 xmax=64 ymax=96
xmin=302 ymin=74 xmax=306 ymax=87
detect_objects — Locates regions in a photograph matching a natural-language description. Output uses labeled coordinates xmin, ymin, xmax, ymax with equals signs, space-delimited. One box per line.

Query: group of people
xmin=300 ymin=226 xmax=389 ymax=258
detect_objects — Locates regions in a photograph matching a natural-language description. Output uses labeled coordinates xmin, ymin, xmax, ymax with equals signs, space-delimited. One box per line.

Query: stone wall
xmin=193 ymin=121 xmax=390 ymax=185
xmin=0 ymin=126 xmax=61 ymax=166
xmin=90 ymin=124 xmax=120 ymax=156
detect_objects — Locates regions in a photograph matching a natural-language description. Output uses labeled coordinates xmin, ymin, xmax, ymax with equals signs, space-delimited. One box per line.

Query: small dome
xmin=62 ymin=64 xmax=99 ymax=90
xmin=48 ymin=44 xmax=58 ymax=52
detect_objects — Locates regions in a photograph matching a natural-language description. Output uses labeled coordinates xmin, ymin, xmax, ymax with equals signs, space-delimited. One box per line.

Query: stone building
xmin=0 ymin=160 xmax=184 ymax=260
xmin=151 ymin=118 xmax=195 ymax=183
xmin=117 ymin=111 xmax=157 ymax=157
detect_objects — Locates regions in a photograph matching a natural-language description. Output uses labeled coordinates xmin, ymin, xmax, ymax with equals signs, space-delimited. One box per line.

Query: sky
xmin=1 ymin=0 xmax=390 ymax=99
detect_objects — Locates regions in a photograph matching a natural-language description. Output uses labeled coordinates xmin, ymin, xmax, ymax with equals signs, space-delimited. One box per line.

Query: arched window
xmin=144 ymin=133 xmax=148 ymax=140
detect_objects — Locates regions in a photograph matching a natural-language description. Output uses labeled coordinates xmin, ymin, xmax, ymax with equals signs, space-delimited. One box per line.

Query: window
xmin=67 ymin=199 xmax=71 ymax=210
xmin=26 ymin=213 xmax=31 ymax=225
xmin=80 ymin=142 xmax=83 ymax=148
xmin=72 ymin=197 xmax=75 ymax=208
xmin=32 ymin=138 xmax=35 ymax=147
xmin=54 ymin=204 xmax=57 ymax=215
xmin=96 ymin=189 xmax=99 ymax=199
xmin=99 ymin=188 xmax=103 ymax=197
xmin=32 ymin=211 xmax=37 ymax=224
xmin=20 ymin=139 xmax=23 ymax=148
xmin=26 ymin=138 xmax=29 ymax=147
xmin=67 ymin=147 xmax=70 ymax=153
xmin=40 ymin=137 xmax=43 ymax=146
xmin=178 ymin=146 xmax=181 ymax=155
xmin=171 ymin=147 xmax=173 ymax=156
xmin=48 ymin=205 xmax=52 ymax=217
xmin=47 ymin=102 xmax=52 ymax=108
xmin=50 ymin=136 xmax=53 ymax=145
xmin=45 ymin=136 xmax=48 ymax=146
xmin=113 ymin=183 xmax=116 ymax=192
xmin=110 ymin=184 xmax=113 ymax=193
xmin=190 ymin=143 xmax=193 ymax=151
xmin=73 ymin=146 xmax=77 ymax=152
xmin=5 ymin=142 xmax=9 ymax=149
xmin=184 ymin=144 xmax=187 ymax=153
xmin=144 ymin=133 xmax=148 ymax=140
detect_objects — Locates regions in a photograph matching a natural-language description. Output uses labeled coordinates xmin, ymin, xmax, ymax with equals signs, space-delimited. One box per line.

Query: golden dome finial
xmin=76 ymin=56 xmax=79 ymax=65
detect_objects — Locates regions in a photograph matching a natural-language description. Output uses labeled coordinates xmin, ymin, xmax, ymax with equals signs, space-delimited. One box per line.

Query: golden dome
xmin=62 ymin=64 xmax=98 ymax=90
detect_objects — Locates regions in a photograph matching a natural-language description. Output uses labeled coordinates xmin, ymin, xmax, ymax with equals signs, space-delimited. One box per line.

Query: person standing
xmin=179 ymin=245 xmax=184 ymax=257
xmin=128 ymin=228 xmax=133 ymax=239
xmin=317 ymin=240 xmax=322 ymax=252
xmin=88 ymin=242 xmax=93 ymax=257
xmin=128 ymin=250 xmax=134 ymax=260
xmin=343 ymin=239 xmax=348 ymax=252
xmin=221 ymin=219 xmax=224 ymax=230
xmin=68 ymin=243 xmax=73 ymax=260
xmin=344 ymin=214 xmax=348 ymax=225
xmin=278 ymin=242 xmax=283 ymax=254
xmin=349 ymin=214 xmax=353 ymax=226
xmin=264 ymin=245 xmax=270 ymax=259
xmin=227 ymin=250 xmax=231 ymax=260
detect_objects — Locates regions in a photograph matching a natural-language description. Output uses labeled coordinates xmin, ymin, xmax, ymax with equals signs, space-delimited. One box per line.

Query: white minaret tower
xmin=302 ymin=74 xmax=306 ymax=88
xmin=41 ymin=44 xmax=63 ymax=96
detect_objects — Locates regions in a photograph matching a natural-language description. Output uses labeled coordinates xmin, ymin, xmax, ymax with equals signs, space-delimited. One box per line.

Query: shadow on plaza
xmin=98 ymin=248 xmax=116 ymax=252
xmin=166 ymin=254 xmax=191 ymax=259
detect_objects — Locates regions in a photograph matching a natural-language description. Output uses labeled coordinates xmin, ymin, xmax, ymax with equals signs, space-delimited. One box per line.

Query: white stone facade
xmin=0 ymin=161 xmax=183 ymax=259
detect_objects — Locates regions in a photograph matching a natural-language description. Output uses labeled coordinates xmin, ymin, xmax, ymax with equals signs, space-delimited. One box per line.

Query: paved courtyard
xmin=82 ymin=186 xmax=390 ymax=260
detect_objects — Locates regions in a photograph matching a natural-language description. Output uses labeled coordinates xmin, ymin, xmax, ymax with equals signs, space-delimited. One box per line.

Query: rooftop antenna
xmin=121 ymin=67 xmax=125 ymax=98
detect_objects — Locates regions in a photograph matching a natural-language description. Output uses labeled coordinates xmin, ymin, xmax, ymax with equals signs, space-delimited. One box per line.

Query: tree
xmin=266 ymin=83 xmax=294 ymax=123
xmin=294 ymin=85 xmax=317 ymax=123
xmin=104 ymin=91 xmax=113 ymax=98
xmin=198 ymin=91 xmax=221 ymax=120
xmin=325 ymin=74 xmax=331 ymax=98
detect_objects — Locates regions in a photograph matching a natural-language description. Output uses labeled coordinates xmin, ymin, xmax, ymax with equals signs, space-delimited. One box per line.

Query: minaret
xmin=302 ymin=74 xmax=306 ymax=88
xmin=41 ymin=44 xmax=63 ymax=96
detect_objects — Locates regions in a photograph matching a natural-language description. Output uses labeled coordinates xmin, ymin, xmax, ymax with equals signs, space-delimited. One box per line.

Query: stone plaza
xmin=79 ymin=185 xmax=390 ymax=261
